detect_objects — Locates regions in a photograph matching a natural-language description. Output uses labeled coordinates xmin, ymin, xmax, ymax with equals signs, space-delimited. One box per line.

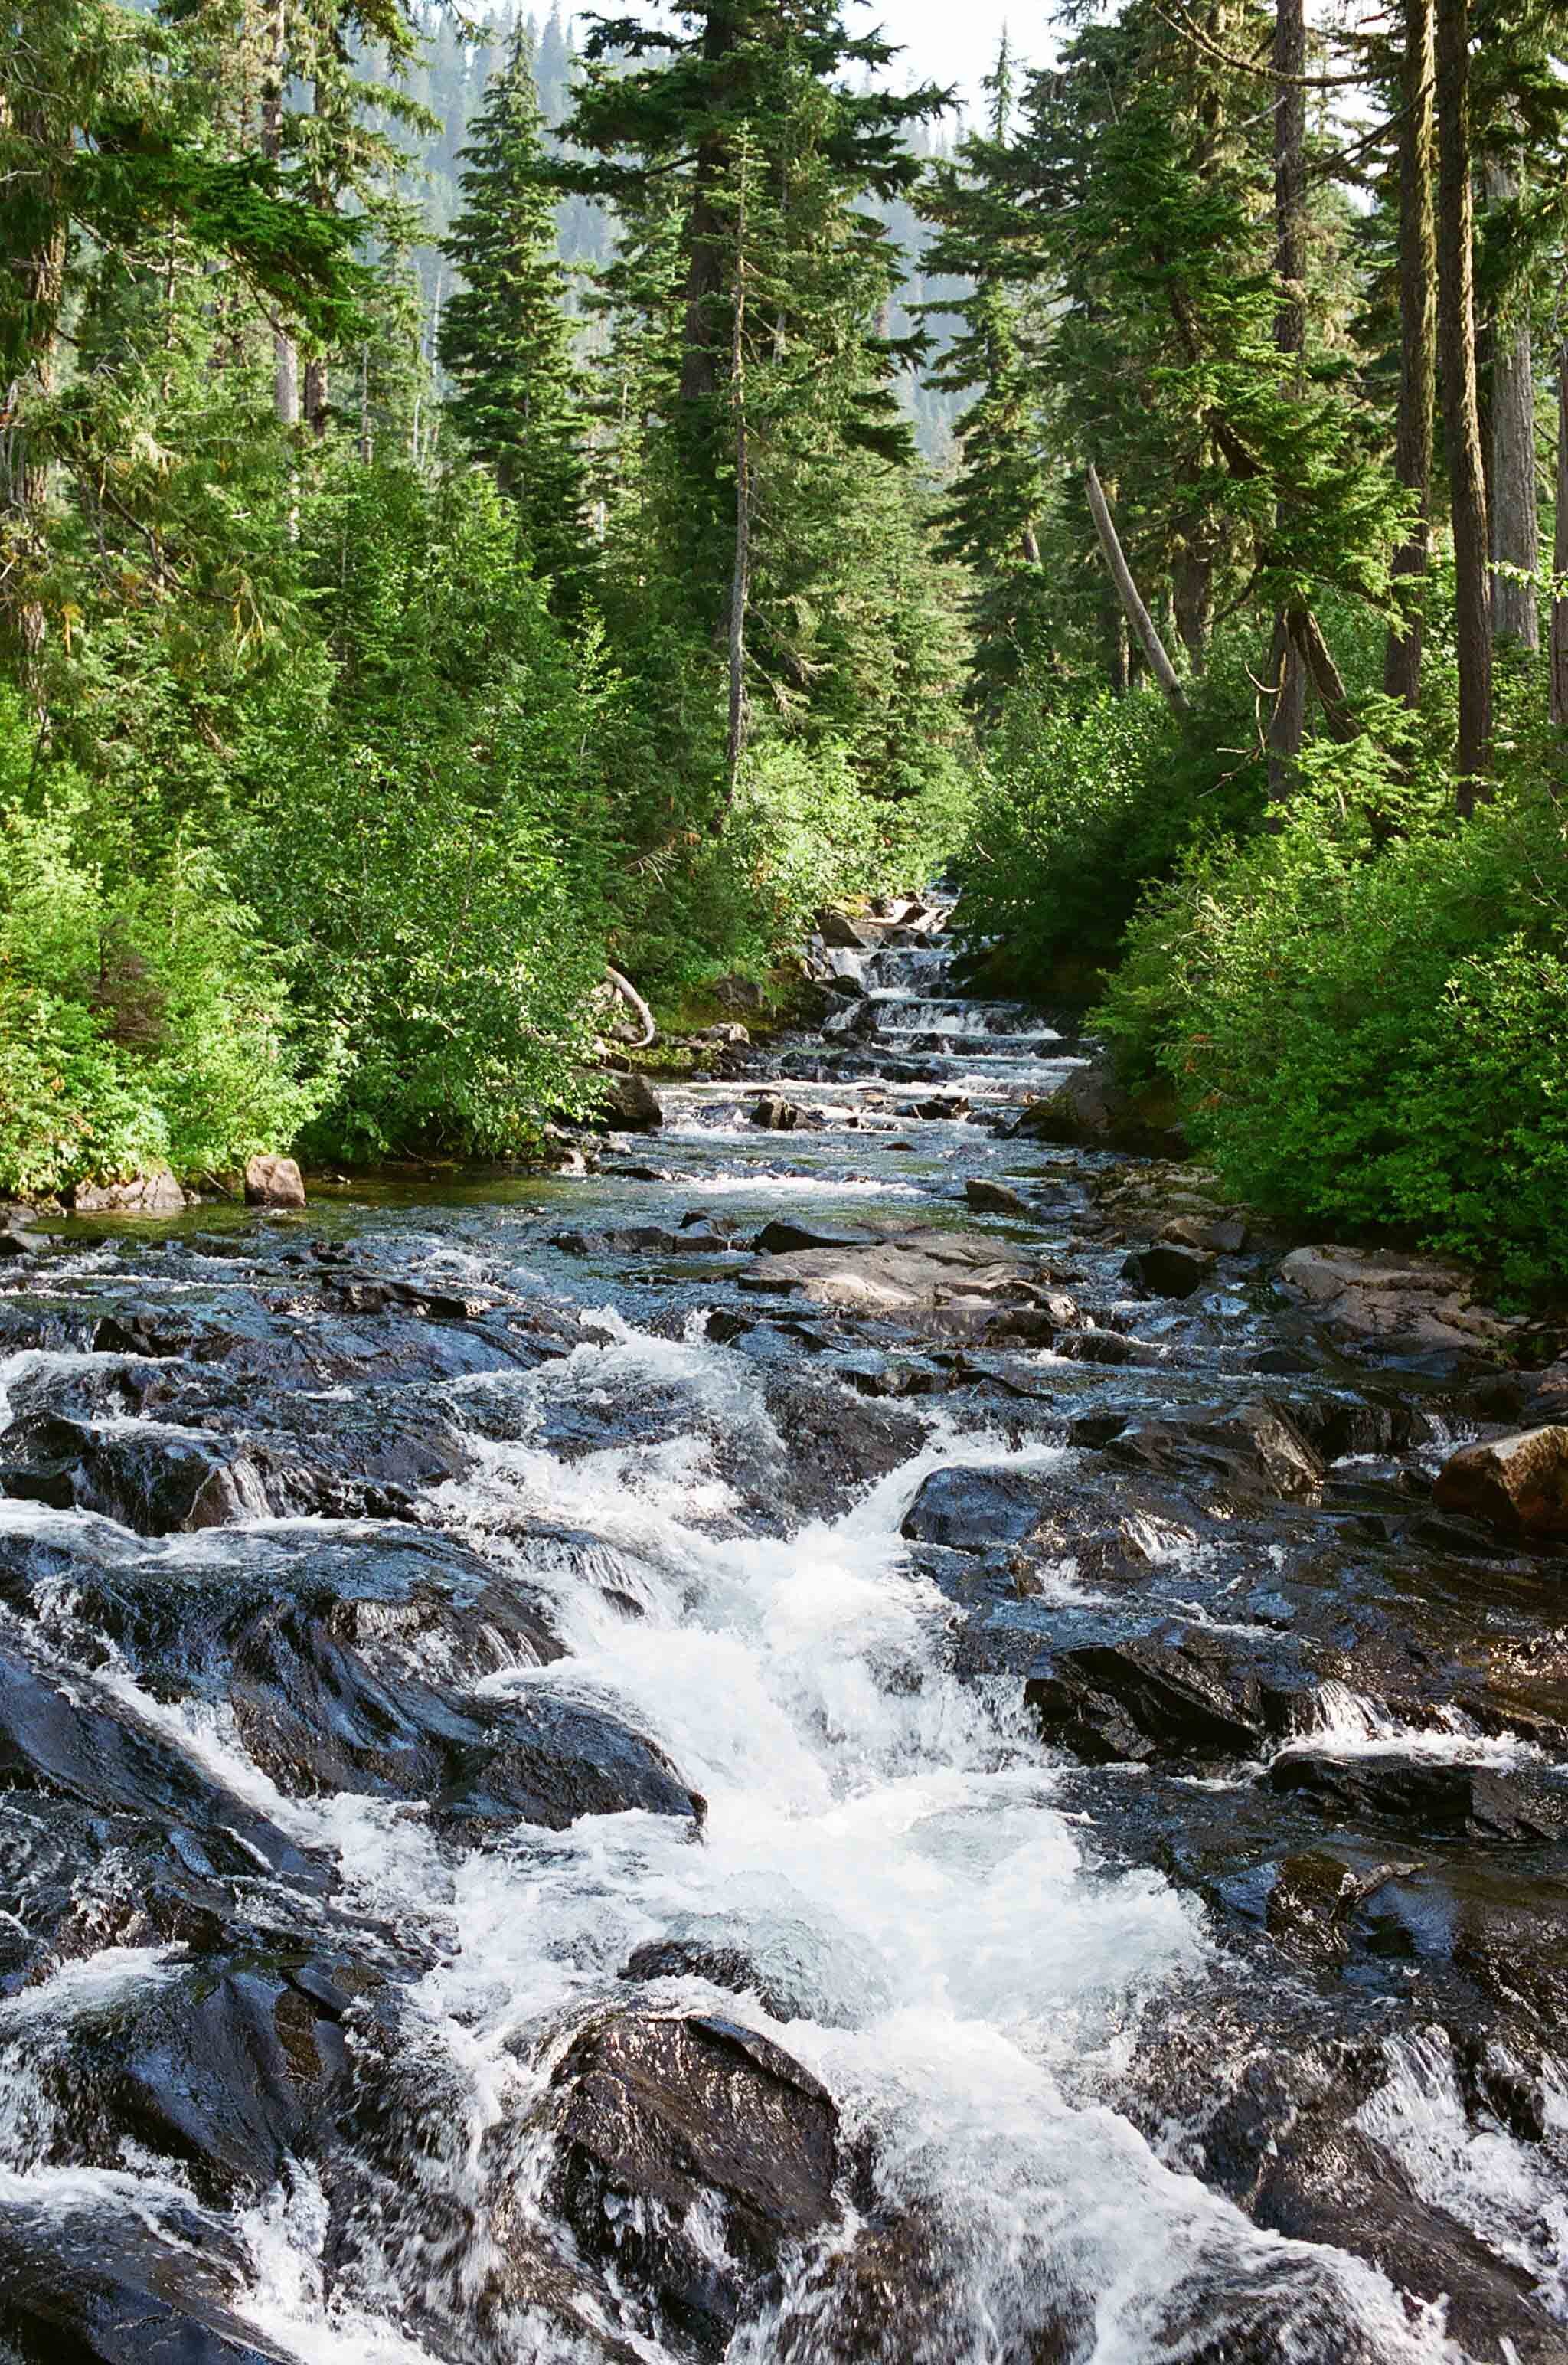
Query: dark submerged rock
xmin=547 ymin=2013 xmax=839 ymax=2357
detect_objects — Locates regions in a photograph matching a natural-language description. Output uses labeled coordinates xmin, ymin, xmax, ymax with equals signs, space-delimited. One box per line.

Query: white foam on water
xmin=1281 ymin=1681 xmax=1540 ymax=1768
xmin=1359 ymin=2031 xmax=1568 ymax=2321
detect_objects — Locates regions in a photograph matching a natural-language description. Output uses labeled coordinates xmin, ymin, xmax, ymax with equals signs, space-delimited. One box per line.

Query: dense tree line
xmin=0 ymin=0 xmax=966 ymax=1189
xmin=2 ymin=0 xmax=1566 ymax=1284
xmin=946 ymin=0 xmax=1568 ymax=1286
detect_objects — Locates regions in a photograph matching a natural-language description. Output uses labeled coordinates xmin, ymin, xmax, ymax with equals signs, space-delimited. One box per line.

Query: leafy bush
xmin=0 ymin=713 xmax=319 ymax=1196
xmin=621 ymin=736 xmax=972 ymax=993
xmin=955 ymin=659 xmax=1268 ymax=978
xmin=1099 ymin=741 xmax=1568 ymax=1287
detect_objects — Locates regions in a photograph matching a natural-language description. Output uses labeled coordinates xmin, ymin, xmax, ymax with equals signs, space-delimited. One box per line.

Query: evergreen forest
xmin=3 ymin=0 xmax=1566 ymax=1290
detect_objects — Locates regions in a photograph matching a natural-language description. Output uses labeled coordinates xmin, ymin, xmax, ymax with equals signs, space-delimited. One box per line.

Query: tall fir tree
xmin=439 ymin=21 xmax=590 ymax=597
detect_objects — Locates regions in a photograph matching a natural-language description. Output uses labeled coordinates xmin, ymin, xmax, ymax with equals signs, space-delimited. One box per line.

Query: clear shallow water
xmin=0 ymin=926 xmax=1556 ymax=2364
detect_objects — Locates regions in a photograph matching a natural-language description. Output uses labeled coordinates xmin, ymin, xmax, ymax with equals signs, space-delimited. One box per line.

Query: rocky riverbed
xmin=1 ymin=908 xmax=1566 ymax=2365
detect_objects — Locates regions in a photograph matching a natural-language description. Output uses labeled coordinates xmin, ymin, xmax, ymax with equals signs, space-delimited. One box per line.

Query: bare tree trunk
xmin=260 ymin=0 xmax=298 ymax=427
xmin=1104 ymin=591 xmax=1131 ymax=696
xmin=1173 ymin=541 xmax=1214 ymax=675
xmin=1292 ymin=608 xmax=1357 ymax=741
xmin=1269 ymin=0 xmax=1308 ymax=788
xmin=1436 ymin=0 xmax=1493 ymax=805
xmin=1266 ymin=615 xmax=1308 ymax=800
xmin=1085 ymin=465 xmax=1190 ymax=714
xmin=304 ymin=355 xmax=329 ymax=437
xmin=1553 ymin=343 xmax=1568 ymax=729
xmin=1483 ymin=160 xmax=1539 ymax=649
xmin=1383 ymin=0 xmax=1438 ymax=706
xmin=0 ymin=76 xmax=67 ymax=686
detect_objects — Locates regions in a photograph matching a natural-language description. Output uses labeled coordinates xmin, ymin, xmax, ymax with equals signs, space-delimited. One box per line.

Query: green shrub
xmin=0 ymin=738 xmax=320 ymax=1196
xmin=1099 ymin=743 xmax=1568 ymax=1287
xmin=955 ymin=658 xmax=1268 ymax=979
xmin=622 ymin=735 xmax=972 ymax=994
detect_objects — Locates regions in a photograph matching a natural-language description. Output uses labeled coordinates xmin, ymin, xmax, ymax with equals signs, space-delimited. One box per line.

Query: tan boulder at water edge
xmin=70 ymin=1169 xmax=186 ymax=1215
xmin=1434 ymin=1426 xmax=1568 ymax=1536
xmin=244 ymin=1154 xmax=307 ymax=1208
xmin=1278 ymin=1244 xmax=1522 ymax=1353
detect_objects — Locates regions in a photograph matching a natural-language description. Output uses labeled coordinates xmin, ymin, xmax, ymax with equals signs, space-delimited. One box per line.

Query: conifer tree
xmin=922 ymin=34 xmax=1055 ymax=710
xmin=438 ymin=20 xmax=590 ymax=597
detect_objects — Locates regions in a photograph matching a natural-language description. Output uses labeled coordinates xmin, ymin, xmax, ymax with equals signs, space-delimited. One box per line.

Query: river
xmin=0 ymin=909 xmax=1563 ymax=2365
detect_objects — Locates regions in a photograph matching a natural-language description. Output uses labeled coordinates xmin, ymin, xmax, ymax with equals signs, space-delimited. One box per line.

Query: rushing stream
xmin=1 ymin=910 xmax=1566 ymax=2365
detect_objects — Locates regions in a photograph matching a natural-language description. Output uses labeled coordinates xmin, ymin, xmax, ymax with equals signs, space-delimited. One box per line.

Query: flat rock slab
xmin=737 ymin=1227 xmax=1046 ymax=1314
xmin=1279 ymin=1244 xmax=1521 ymax=1353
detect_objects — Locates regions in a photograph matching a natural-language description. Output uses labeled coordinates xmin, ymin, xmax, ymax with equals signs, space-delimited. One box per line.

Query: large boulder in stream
xmin=593 ymin=1071 xmax=664 ymax=1132
xmin=547 ymin=2012 xmax=840 ymax=2358
xmin=1025 ymin=1624 xmax=1306 ymax=1766
xmin=69 ymin=1169 xmax=186 ymax=1216
xmin=0 ymin=2200 xmax=292 ymax=2365
xmin=1433 ymin=1425 xmax=1568 ymax=1537
xmin=1009 ymin=1057 xmax=1187 ymax=1160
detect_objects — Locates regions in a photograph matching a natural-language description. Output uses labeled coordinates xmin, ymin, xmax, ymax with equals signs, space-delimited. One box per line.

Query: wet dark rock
xmin=1009 ymin=1059 xmax=1186 ymax=1160
xmin=1267 ymin=1748 xmax=1567 ymax=1842
xmin=1264 ymin=1846 xmax=1415 ymax=1967
xmin=1025 ymin=1624 xmax=1303 ymax=1765
xmin=753 ymin=1218 xmax=877 ymax=1255
xmin=547 ymin=2012 xmax=839 ymax=2358
xmin=1433 ymin=1425 xmax=1568 ymax=1536
xmin=1122 ymin=1243 xmax=1215 ymax=1300
xmin=0 ymin=2200 xmax=289 ymax=2365
xmin=754 ymin=1372 xmax=926 ymax=1522
xmin=1058 ymin=1326 xmax=1163 ymax=1367
xmin=964 ymin=1179 xmax=1033 ymax=1217
xmin=768 ymin=2205 xmax=1083 ymax=2365
xmin=594 ymin=1071 xmax=665 ymax=1133
xmin=619 ymin=1939 xmax=808 ymax=2021
xmin=15 ymin=1958 xmax=351 ymax=2203
xmin=438 ymin=1692 xmax=704 ymax=1833
xmin=0 ymin=1632 xmax=325 ymax=1895
xmin=900 ymin=1465 xmax=1055 ymax=1553
xmin=815 ymin=909 xmax=874 ymax=949
xmin=748 ymin=1095 xmax=804 ymax=1131
xmin=1102 ymin=1400 xmax=1324 ymax=1502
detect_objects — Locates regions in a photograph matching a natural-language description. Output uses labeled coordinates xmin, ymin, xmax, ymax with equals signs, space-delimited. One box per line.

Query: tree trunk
xmin=1435 ymin=0 xmax=1492 ymax=804
xmin=1383 ymin=0 xmax=1438 ymax=706
xmin=304 ymin=355 xmax=329 ymax=438
xmin=724 ymin=149 xmax=751 ymax=799
xmin=1173 ymin=542 xmax=1214 ymax=675
xmin=1085 ymin=465 xmax=1190 ymax=714
xmin=1266 ymin=615 xmax=1308 ymax=800
xmin=1291 ymin=609 xmax=1357 ymax=741
xmin=1269 ymin=0 xmax=1308 ymax=783
xmin=260 ymin=0 xmax=299 ymax=428
xmin=1552 ymin=343 xmax=1568 ymax=730
xmin=1482 ymin=159 xmax=1539 ymax=649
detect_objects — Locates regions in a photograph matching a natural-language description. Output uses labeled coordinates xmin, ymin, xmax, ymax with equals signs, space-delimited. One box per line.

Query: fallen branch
xmin=606 ymin=966 xmax=657 ymax=1050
